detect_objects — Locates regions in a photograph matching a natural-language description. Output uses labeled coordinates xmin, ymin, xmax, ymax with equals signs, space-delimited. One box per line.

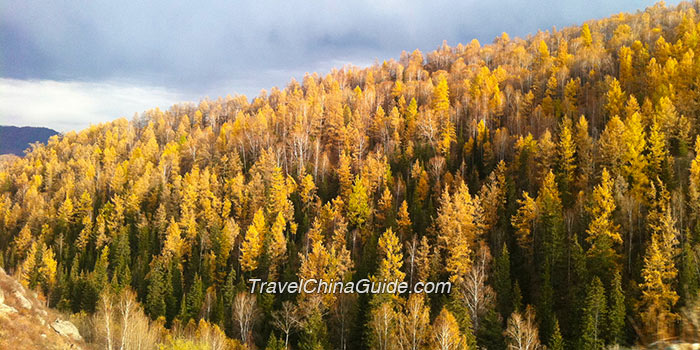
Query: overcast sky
xmin=0 ymin=0 xmax=679 ymax=132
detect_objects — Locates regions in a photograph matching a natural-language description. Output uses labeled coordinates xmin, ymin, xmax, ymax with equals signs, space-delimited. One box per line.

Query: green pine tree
xmin=299 ymin=309 xmax=329 ymax=350
xmin=549 ymin=318 xmax=564 ymax=350
xmin=581 ymin=277 xmax=607 ymax=350
xmin=607 ymin=271 xmax=625 ymax=345
xmin=111 ymin=230 xmax=132 ymax=291
xmin=146 ymin=260 xmax=167 ymax=318
xmin=186 ymin=274 xmax=205 ymax=321
xmin=512 ymin=281 xmax=523 ymax=313
xmin=265 ymin=333 xmax=285 ymax=350
xmin=493 ymin=243 xmax=513 ymax=319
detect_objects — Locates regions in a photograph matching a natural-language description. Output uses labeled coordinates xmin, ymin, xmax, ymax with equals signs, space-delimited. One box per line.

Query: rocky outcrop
xmin=0 ymin=267 xmax=85 ymax=349
xmin=51 ymin=319 xmax=83 ymax=342
xmin=0 ymin=289 xmax=18 ymax=317
xmin=13 ymin=290 xmax=32 ymax=310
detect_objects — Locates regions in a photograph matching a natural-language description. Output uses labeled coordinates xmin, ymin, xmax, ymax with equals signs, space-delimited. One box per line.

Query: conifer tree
xmin=639 ymin=194 xmax=680 ymax=341
xmin=432 ymin=75 xmax=450 ymax=119
xmin=185 ymin=274 xmax=204 ymax=322
xmin=267 ymin=212 xmax=288 ymax=279
xmin=605 ymin=78 xmax=625 ymax=119
xmin=622 ymin=111 xmax=649 ymax=197
xmin=581 ymin=23 xmax=593 ymax=46
xmin=93 ymin=246 xmax=111 ymax=293
xmin=548 ymin=318 xmax=564 ymax=350
xmin=557 ymin=118 xmax=577 ymax=206
xmin=163 ymin=218 xmax=183 ymax=260
xmin=690 ymin=136 xmax=700 ymax=234
xmin=493 ymin=244 xmax=512 ymax=319
xmin=598 ymin=116 xmax=626 ymax=177
xmin=377 ymin=228 xmax=405 ymax=284
xmin=347 ymin=177 xmax=372 ymax=232
xmin=585 ymin=168 xmax=621 ymax=279
xmin=437 ymin=182 xmax=481 ymax=283
xmin=574 ymin=115 xmax=594 ymax=192
xmin=396 ymin=200 xmax=412 ymax=242
xmin=511 ymin=192 xmax=537 ymax=261
xmin=581 ymin=277 xmax=606 ymax=350
xmin=607 ymin=271 xmax=625 ymax=345
xmin=146 ymin=260 xmax=167 ymax=318
xmin=240 ymin=209 xmax=266 ymax=274
xmin=536 ymin=171 xmax=565 ymax=292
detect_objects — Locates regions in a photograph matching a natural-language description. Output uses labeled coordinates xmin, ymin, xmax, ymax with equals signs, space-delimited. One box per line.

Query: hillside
xmin=0 ymin=267 xmax=85 ymax=350
xmin=0 ymin=125 xmax=59 ymax=156
xmin=1 ymin=1 xmax=700 ymax=349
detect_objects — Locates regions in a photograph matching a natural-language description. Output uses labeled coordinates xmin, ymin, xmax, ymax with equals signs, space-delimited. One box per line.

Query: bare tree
xmin=505 ymin=306 xmax=540 ymax=350
xmin=193 ymin=320 xmax=228 ymax=350
xmin=118 ymin=289 xmax=136 ymax=350
xmin=98 ymin=292 xmax=115 ymax=350
xmin=331 ymin=292 xmax=357 ymax=350
xmin=457 ymin=242 xmax=495 ymax=330
xmin=369 ymin=302 xmax=398 ymax=350
xmin=431 ymin=307 xmax=463 ymax=350
xmin=272 ymin=301 xmax=300 ymax=350
xmin=95 ymin=289 xmax=162 ymax=350
xmin=203 ymin=286 xmax=216 ymax=320
xmin=233 ymin=292 xmax=257 ymax=346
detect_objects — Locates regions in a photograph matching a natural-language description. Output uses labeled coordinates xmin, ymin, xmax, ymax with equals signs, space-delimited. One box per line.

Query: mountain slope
xmin=0 ymin=268 xmax=85 ymax=350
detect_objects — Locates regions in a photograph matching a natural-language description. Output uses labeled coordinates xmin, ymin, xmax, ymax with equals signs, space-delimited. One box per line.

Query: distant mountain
xmin=0 ymin=126 xmax=59 ymax=156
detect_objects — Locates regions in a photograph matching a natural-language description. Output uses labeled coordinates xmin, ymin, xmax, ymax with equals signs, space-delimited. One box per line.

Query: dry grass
xmin=0 ymin=268 xmax=86 ymax=350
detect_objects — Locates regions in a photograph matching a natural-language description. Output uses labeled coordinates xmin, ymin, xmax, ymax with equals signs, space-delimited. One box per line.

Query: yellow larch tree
xmin=376 ymin=228 xmax=405 ymax=284
xmin=598 ymin=116 xmax=626 ymax=177
xmin=437 ymin=182 xmax=482 ymax=283
xmin=163 ymin=217 xmax=183 ymax=261
xmin=573 ymin=115 xmax=594 ymax=194
xmin=557 ymin=118 xmax=576 ymax=205
xmin=605 ymin=78 xmax=625 ymax=120
xmin=511 ymin=192 xmax=537 ymax=260
xmin=639 ymin=227 xmax=679 ymax=341
xmin=585 ymin=168 xmax=622 ymax=275
xmin=396 ymin=200 xmax=412 ymax=241
xmin=240 ymin=209 xmax=266 ymax=274
xmin=267 ymin=212 xmax=288 ymax=279
xmin=622 ymin=111 xmax=649 ymax=198
xmin=689 ymin=136 xmax=700 ymax=224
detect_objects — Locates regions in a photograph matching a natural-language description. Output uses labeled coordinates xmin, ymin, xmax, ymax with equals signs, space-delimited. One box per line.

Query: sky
xmin=0 ymin=0 xmax=680 ymax=132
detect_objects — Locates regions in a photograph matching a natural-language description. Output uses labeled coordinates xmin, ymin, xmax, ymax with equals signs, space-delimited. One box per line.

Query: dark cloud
xmin=0 ymin=0 xmax=680 ymax=131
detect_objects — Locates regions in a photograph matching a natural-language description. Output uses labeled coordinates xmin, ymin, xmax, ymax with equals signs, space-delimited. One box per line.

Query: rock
xmin=0 ymin=303 xmax=18 ymax=317
xmin=0 ymin=289 xmax=4 ymax=304
xmin=51 ymin=319 xmax=83 ymax=341
xmin=13 ymin=290 xmax=32 ymax=310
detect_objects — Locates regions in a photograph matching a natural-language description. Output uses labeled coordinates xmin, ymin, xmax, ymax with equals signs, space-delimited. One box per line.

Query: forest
xmin=2 ymin=1 xmax=700 ymax=349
